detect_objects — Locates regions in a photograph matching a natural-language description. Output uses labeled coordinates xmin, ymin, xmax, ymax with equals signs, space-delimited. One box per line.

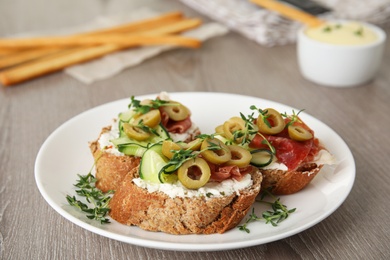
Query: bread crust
xmin=89 ymin=126 xmax=140 ymax=193
xmin=109 ymin=166 xmax=263 ymax=235
xmin=260 ymin=163 xmax=323 ymax=195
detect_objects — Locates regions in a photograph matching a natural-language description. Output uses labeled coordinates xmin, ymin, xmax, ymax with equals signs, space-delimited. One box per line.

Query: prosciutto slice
xmin=208 ymin=163 xmax=249 ymax=182
xmin=267 ymin=136 xmax=313 ymax=170
xmin=159 ymin=108 xmax=192 ymax=134
xmin=249 ymin=119 xmax=320 ymax=171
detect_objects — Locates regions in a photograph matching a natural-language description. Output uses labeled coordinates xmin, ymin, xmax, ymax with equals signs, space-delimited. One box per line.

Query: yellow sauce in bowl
xmin=305 ymin=22 xmax=378 ymax=45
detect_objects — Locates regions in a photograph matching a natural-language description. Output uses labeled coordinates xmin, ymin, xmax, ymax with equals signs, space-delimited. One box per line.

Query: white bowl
xmin=297 ymin=21 xmax=387 ymax=87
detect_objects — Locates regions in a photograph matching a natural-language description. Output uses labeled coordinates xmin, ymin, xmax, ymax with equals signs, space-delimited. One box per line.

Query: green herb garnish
xmin=238 ymin=189 xmax=296 ymax=233
xmin=323 ymin=24 xmax=342 ymax=33
xmin=136 ymin=119 xmax=160 ymax=137
xmin=128 ymin=96 xmax=169 ymax=114
xmin=323 ymin=26 xmax=332 ymax=33
xmin=354 ymin=27 xmax=364 ymax=37
xmin=128 ymin=96 xmax=185 ymax=116
xmin=238 ymin=208 xmax=263 ymax=233
xmin=206 ymin=192 xmax=213 ymax=198
xmin=66 ymin=172 xmax=113 ymax=224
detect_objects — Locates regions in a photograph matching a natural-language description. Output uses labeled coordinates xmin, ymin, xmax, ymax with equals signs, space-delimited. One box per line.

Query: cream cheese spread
xmin=313 ymin=149 xmax=337 ymax=165
xmin=133 ymin=173 xmax=253 ymax=199
xmin=261 ymin=149 xmax=336 ymax=171
xmin=98 ymin=119 xmax=124 ymax=156
xmin=98 ymin=119 xmax=200 ymax=155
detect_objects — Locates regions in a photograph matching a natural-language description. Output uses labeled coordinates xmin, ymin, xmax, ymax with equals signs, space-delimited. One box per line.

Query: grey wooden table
xmin=1 ymin=0 xmax=389 ymax=259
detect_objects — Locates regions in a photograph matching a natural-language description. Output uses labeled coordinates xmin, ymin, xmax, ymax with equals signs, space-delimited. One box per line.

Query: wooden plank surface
xmin=1 ymin=0 xmax=389 ymax=259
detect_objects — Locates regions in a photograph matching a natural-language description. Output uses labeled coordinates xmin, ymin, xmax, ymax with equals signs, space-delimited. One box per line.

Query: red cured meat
xmin=159 ymin=108 xmax=192 ymax=134
xmin=249 ymin=118 xmax=320 ymax=171
xmin=208 ymin=163 xmax=248 ymax=182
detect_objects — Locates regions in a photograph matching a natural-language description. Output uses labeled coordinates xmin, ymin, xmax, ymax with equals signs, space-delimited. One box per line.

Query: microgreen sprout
xmin=128 ymin=96 xmax=169 ymax=114
xmin=136 ymin=120 xmax=160 ymax=137
xmin=250 ymin=105 xmax=272 ymax=128
xmin=281 ymin=109 xmax=305 ymax=128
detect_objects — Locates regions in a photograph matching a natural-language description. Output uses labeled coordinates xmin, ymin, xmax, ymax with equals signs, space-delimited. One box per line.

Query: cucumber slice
xmin=159 ymin=169 xmax=178 ymax=183
xmin=118 ymin=143 xmax=147 ymax=157
xmin=118 ymin=110 xmax=136 ymax=137
xmin=139 ymin=144 xmax=177 ymax=184
xmin=149 ymin=123 xmax=170 ymax=142
xmin=250 ymin=149 xmax=274 ymax=167
xmin=118 ymin=109 xmax=136 ymax=122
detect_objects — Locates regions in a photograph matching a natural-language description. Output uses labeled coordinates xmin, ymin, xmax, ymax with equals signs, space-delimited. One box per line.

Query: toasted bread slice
xmin=109 ymin=166 xmax=263 ymax=235
xmin=89 ymin=126 xmax=140 ymax=193
xmin=260 ymin=163 xmax=323 ymax=195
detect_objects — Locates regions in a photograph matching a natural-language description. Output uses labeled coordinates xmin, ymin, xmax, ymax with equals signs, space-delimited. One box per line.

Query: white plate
xmin=35 ymin=92 xmax=355 ymax=251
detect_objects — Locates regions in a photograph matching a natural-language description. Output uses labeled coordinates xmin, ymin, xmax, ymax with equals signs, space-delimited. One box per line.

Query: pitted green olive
xmin=123 ymin=123 xmax=151 ymax=141
xmin=161 ymin=140 xmax=182 ymax=159
xmin=177 ymin=157 xmax=211 ymax=189
xmin=201 ymin=138 xmax=231 ymax=164
xmin=163 ymin=102 xmax=190 ymax=121
xmin=133 ymin=109 xmax=161 ymax=128
xmin=288 ymin=125 xmax=313 ymax=141
xmin=225 ymin=145 xmax=252 ymax=168
xmin=223 ymin=117 xmax=246 ymax=143
xmin=257 ymin=108 xmax=285 ymax=135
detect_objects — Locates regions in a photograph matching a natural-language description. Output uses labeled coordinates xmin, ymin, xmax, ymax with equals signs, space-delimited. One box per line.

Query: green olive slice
xmin=178 ymin=157 xmax=211 ymax=189
xmin=215 ymin=124 xmax=224 ymax=135
xmin=140 ymin=99 xmax=153 ymax=106
xmin=182 ymin=138 xmax=202 ymax=151
xmin=163 ymin=102 xmax=190 ymax=121
xmin=161 ymin=140 xmax=182 ymax=159
xmin=123 ymin=123 xmax=151 ymax=141
xmin=223 ymin=117 xmax=246 ymax=143
xmin=225 ymin=145 xmax=252 ymax=168
xmin=201 ymin=138 xmax=231 ymax=164
xmin=133 ymin=109 xmax=161 ymax=128
xmin=288 ymin=125 xmax=313 ymax=141
xmin=257 ymin=108 xmax=285 ymax=135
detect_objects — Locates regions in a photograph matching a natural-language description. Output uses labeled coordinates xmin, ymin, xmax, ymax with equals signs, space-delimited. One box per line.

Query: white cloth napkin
xmin=179 ymin=0 xmax=390 ymax=47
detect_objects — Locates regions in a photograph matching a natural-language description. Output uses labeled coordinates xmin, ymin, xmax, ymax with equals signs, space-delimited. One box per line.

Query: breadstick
xmin=250 ymin=0 xmax=324 ymax=27
xmin=0 ymin=11 xmax=183 ymax=69
xmin=82 ymin=11 xmax=183 ymax=36
xmin=0 ymin=19 xmax=202 ymax=86
xmin=0 ymin=49 xmax=19 ymax=56
xmin=0 ymin=11 xmax=184 ymax=49
xmin=0 ymin=34 xmax=201 ymax=49
xmin=0 ymin=47 xmax=64 ymax=69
